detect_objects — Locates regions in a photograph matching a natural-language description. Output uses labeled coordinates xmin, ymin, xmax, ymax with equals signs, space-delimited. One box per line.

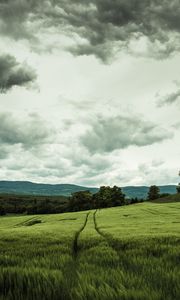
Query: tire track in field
xmin=48 ymin=213 xmax=90 ymax=299
xmin=93 ymin=210 xmax=120 ymax=251
xmin=73 ymin=212 xmax=90 ymax=258
xmin=93 ymin=209 xmax=132 ymax=252
xmin=64 ymin=212 xmax=96 ymax=299
xmin=141 ymin=208 xmax=160 ymax=215
xmin=93 ymin=209 xmax=112 ymax=241
xmin=143 ymin=207 xmax=174 ymax=216
xmin=93 ymin=209 xmax=112 ymax=243
xmin=142 ymin=208 xmax=166 ymax=216
xmin=14 ymin=216 xmax=38 ymax=227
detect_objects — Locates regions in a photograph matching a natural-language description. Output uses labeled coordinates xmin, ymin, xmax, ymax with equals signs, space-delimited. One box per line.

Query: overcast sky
xmin=0 ymin=0 xmax=180 ymax=187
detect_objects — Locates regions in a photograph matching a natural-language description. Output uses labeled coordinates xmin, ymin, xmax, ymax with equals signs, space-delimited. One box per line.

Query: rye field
xmin=0 ymin=202 xmax=180 ymax=300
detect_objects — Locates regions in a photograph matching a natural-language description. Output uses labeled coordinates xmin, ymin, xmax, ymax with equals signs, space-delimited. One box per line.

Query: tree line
xmin=0 ymin=184 xmax=179 ymax=216
xmin=68 ymin=186 xmax=127 ymax=212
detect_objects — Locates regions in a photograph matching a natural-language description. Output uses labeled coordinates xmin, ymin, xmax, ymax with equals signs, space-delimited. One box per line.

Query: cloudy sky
xmin=0 ymin=0 xmax=180 ymax=187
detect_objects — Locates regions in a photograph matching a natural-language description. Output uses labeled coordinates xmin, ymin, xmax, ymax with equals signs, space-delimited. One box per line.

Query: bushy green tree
xmin=0 ymin=205 xmax=6 ymax=216
xmin=93 ymin=186 xmax=125 ymax=208
xmin=177 ymin=184 xmax=180 ymax=194
xmin=130 ymin=197 xmax=139 ymax=204
xmin=68 ymin=190 xmax=93 ymax=211
xmin=111 ymin=185 xmax=126 ymax=206
xmin=147 ymin=185 xmax=160 ymax=200
xmin=177 ymin=171 xmax=180 ymax=193
xmin=93 ymin=186 xmax=111 ymax=208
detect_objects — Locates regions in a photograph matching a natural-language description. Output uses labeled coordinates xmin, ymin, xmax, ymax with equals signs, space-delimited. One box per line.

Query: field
xmin=0 ymin=202 xmax=180 ymax=299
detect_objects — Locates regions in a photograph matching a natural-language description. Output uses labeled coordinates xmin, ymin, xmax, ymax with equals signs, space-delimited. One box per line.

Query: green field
xmin=0 ymin=202 xmax=180 ymax=300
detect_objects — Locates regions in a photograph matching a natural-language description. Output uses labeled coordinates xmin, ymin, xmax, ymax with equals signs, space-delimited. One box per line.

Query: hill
xmin=0 ymin=202 xmax=179 ymax=299
xmin=0 ymin=181 xmax=98 ymax=196
xmin=0 ymin=181 xmax=177 ymax=198
xmin=123 ymin=185 xmax=177 ymax=199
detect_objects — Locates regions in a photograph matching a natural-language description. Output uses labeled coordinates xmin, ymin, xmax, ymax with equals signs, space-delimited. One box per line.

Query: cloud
xmin=0 ymin=145 xmax=10 ymax=160
xmin=0 ymin=0 xmax=37 ymax=40
xmin=172 ymin=121 xmax=180 ymax=129
xmin=137 ymin=163 xmax=179 ymax=186
xmin=80 ymin=115 xmax=172 ymax=153
xmin=157 ymin=89 xmax=180 ymax=107
xmin=0 ymin=111 xmax=177 ymax=186
xmin=0 ymin=112 xmax=53 ymax=150
xmin=0 ymin=54 xmax=37 ymax=93
xmin=1 ymin=1 xmax=180 ymax=61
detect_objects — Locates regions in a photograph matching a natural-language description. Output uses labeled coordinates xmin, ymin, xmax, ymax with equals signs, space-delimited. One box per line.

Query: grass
xmin=0 ymin=202 xmax=180 ymax=299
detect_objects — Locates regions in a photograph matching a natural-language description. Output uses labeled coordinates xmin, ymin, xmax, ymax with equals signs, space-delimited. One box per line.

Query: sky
xmin=0 ymin=0 xmax=180 ymax=187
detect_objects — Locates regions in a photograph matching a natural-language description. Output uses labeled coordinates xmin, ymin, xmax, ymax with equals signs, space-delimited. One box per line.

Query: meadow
xmin=0 ymin=201 xmax=180 ymax=299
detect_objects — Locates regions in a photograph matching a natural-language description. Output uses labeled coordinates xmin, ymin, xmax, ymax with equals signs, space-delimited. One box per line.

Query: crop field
xmin=0 ymin=202 xmax=180 ymax=300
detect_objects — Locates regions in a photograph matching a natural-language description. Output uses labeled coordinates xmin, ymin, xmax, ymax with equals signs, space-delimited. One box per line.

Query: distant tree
xmin=159 ymin=193 xmax=170 ymax=198
xmin=93 ymin=186 xmax=112 ymax=208
xmin=147 ymin=185 xmax=160 ymax=200
xmin=37 ymin=199 xmax=54 ymax=214
xmin=177 ymin=184 xmax=180 ymax=194
xmin=93 ymin=186 xmax=126 ymax=208
xmin=130 ymin=197 xmax=139 ymax=204
xmin=110 ymin=186 xmax=126 ymax=206
xmin=68 ymin=190 xmax=93 ymax=211
xmin=0 ymin=205 xmax=6 ymax=216
xmin=177 ymin=171 xmax=180 ymax=193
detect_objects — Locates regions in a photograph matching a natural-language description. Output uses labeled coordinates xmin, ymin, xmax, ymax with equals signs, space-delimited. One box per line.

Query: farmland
xmin=0 ymin=202 xmax=180 ymax=299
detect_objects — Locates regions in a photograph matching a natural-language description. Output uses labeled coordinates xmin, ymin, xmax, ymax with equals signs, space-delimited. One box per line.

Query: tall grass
xmin=0 ymin=203 xmax=180 ymax=299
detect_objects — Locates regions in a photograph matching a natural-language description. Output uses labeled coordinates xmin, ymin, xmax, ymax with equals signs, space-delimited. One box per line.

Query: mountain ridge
xmin=0 ymin=181 xmax=177 ymax=199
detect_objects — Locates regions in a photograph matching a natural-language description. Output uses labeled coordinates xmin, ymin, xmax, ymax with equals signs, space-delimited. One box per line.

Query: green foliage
xmin=68 ymin=186 xmax=126 ymax=212
xmin=0 ymin=186 xmax=178 ymax=216
xmin=93 ymin=186 xmax=126 ymax=208
xmin=130 ymin=197 xmax=139 ymax=204
xmin=69 ymin=191 xmax=93 ymax=212
xmin=0 ymin=186 xmax=126 ymax=215
xmin=151 ymin=193 xmax=180 ymax=203
xmin=177 ymin=184 xmax=180 ymax=194
xmin=0 ymin=203 xmax=180 ymax=299
xmin=147 ymin=185 xmax=160 ymax=200
xmin=158 ymin=193 xmax=170 ymax=198
xmin=0 ymin=194 xmax=68 ymax=215
xmin=0 ymin=205 xmax=6 ymax=216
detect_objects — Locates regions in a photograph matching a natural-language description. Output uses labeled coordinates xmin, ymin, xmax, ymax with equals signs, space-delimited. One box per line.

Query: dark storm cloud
xmin=80 ymin=115 xmax=172 ymax=153
xmin=0 ymin=112 xmax=52 ymax=149
xmin=1 ymin=1 xmax=180 ymax=60
xmin=157 ymin=89 xmax=180 ymax=107
xmin=0 ymin=0 xmax=40 ymax=39
xmin=0 ymin=54 xmax=37 ymax=93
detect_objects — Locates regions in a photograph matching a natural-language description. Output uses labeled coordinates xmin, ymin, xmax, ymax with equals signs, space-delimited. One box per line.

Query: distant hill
xmin=122 ymin=185 xmax=177 ymax=199
xmin=152 ymin=193 xmax=180 ymax=203
xmin=0 ymin=181 xmax=177 ymax=199
xmin=0 ymin=181 xmax=98 ymax=197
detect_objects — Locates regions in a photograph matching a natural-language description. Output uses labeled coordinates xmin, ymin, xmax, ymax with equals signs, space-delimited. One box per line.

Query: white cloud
xmin=0 ymin=1 xmax=180 ymax=186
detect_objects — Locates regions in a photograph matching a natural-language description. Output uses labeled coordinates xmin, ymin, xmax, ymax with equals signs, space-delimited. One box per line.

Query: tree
xmin=177 ymin=184 xmax=180 ymax=194
xmin=147 ymin=185 xmax=160 ymax=200
xmin=177 ymin=171 xmax=180 ymax=193
xmin=130 ymin=197 xmax=139 ymax=204
xmin=110 ymin=186 xmax=126 ymax=206
xmin=93 ymin=186 xmax=112 ymax=208
xmin=68 ymin=190 xmax=93 ymax=211
xmin=0 ymin=205 xmax=6 ymax=216
xmin=93 ymin=186 xmax=126 ymax=208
